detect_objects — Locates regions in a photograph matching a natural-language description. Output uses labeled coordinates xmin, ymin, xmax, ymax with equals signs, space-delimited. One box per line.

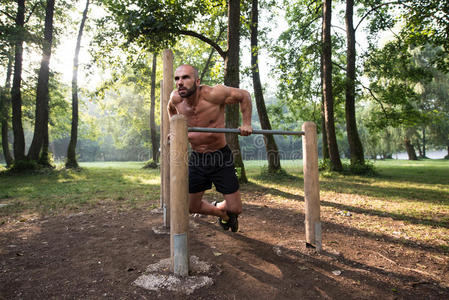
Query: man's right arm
xmin=167 ymin=91 xmax=178 ymax=117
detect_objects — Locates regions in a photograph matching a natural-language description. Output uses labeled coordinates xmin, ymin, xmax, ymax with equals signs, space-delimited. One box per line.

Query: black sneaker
xmin=227 ymin=212 xmax=239 ymax=232
xmin=218 ymin=216 xmax=230 ymax=231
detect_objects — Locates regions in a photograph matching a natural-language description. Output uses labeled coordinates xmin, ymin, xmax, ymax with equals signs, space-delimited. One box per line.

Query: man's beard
xmin=179 ymin=83 xmax=197 ymax=98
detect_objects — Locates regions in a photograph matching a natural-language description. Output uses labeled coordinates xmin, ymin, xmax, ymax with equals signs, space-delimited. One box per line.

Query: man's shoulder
xmin=200 ymin=84 xmax=228 ymax=99
xmin=199 ymin=85 xmax=227 ymax=105
xmin=200 ymin=84 xmax=226 ymax=92
xmin=170 ymin=91 xmax=183 ymax=104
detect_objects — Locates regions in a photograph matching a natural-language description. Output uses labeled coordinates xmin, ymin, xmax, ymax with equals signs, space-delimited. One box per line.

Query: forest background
xmin=0 ymin=0 xmax=448 ymax=175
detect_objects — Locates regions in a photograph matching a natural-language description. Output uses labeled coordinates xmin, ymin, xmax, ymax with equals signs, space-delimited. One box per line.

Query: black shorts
xmin=189 ymin=145 xmax=239 ymax=194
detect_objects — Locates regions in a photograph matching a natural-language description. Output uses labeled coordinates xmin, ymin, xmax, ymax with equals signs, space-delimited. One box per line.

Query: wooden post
xmin=162 ymin=49 xmax=173 ymax=228
xmin=169 ymin=114 xmax=189 ymax=276
xmin=159 ymin=79 xmax=164 ymax=208
xmin=302 ymin=121 xmax=321 ymax=251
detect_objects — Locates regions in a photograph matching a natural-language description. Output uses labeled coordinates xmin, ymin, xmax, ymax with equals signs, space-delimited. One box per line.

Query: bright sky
xmin=51 ymin=2 xmax=104 ymax=89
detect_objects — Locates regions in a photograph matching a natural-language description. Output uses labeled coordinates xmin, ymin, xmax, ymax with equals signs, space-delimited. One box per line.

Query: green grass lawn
xmin=0 ymin=162 xmax=161 ymax=218
xmin=247 ymin=159 xmax=449 ymax=249
xmin=1 ymin=159 xmax=448 ymax=249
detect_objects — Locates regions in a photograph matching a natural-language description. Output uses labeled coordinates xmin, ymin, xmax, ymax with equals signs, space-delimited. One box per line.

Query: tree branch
xmin=177 ymin=30 xmax=226 ymax=59
xmin=331 ymin=24 xmax=346 ymax=32
xmin=25 ymin=1 xmax=41 ymax=24
xmin=331 ymin=61 xmax=389 ymax=119
xmin=355 ymin=1 xmax=401 ymax=32
xmin=0 ymin=9 xmax=15 ymax=21
xmin=200 ymin=25 xmax=226 ymax=81
xmin=361 ymin=83 xmax=389 ymax=119
xmin=331 ymin=61 xmax=345 ymax=71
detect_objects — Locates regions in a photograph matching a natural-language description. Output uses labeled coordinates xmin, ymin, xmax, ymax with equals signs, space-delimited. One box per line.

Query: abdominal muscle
xmin=188 ymin=131 xmax=227 ymax=153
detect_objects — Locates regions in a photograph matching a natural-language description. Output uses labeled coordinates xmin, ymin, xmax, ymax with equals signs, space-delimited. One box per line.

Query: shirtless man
xmin=168 ymin=64 xmax=252 ymax=232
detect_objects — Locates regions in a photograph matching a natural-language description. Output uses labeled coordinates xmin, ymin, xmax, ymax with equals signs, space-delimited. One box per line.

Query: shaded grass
xmin=244 ymin=159 xmax=449 ymax=250
xmin=0 ymin=162 xmax=160 ymax=219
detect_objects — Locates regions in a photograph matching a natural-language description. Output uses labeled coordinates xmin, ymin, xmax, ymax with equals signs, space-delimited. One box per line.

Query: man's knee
xmin=189 ymin=192 xmax=204 ymax=213
xmin=189 ymin=201 xmax=201 ymax=213
xmin=231 ymin=206 xmax=243 ymax=215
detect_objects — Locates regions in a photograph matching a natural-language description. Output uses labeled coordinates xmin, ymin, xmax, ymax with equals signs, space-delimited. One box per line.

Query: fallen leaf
xmin=332 ymin=270 xmax=342 ymax=276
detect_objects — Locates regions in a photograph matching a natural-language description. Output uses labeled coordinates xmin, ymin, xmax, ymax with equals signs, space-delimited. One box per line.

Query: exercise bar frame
xmin=160 ymin=49 xmax=321 ymax=277
xmin=168 ymin=115 xmax=321 ymax=277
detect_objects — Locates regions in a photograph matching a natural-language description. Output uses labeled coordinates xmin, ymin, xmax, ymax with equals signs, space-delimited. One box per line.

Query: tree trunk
xmin=150 ymin=52 xmax=159 ymax=163
xmin=404 ymin=138 xmax=418 ymax=160
xmin=67 ymin=0 xmax=89 ymax=168
xmin=322 ymin=0 xmax=342 ymax=171
xmin=415 ymin=138 xmax=423 ymax=158
xmin=1 ymin=52 xmax=14 ymax=167
xmin=320 ymin=40 xmax=329 ymax=160
xmin=422 ymin=127 xmax=426 ymax=158
xmin=345 ymin=0 xmax=365 ymax=166
xmin=11 ymin=0 xmax=26 ymax=162
xmin=224 ymin=0 xmax=248 ymax=183
xmin=28 ymin=0 xmax=55 ymax=162
xmin=39 ymin=109 xmax=50 ymax=166
xmin=320 ymin=101 xmax=329 ymax=159
xmin=250 ymin=0 xmax=281 ymax=173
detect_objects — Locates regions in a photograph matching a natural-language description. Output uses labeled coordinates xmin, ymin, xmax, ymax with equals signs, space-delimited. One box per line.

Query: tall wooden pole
xmin=169 ymin=114 xmax=189 ymax=276
xmin=302 ymin=121 xmax=321 ymax=251
xmin=159 ymin=80 xmax=164 ymax=207
xmin=162 ymin=50 xmax=173 ymax=228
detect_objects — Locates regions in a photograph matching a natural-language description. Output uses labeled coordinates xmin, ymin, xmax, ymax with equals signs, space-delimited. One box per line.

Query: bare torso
xmin=172 ymin=86 xmax=227 ymax=153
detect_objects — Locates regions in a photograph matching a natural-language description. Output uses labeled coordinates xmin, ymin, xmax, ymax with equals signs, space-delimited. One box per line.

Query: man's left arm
xmin=208 ymin=85 xmax=253 ymax=135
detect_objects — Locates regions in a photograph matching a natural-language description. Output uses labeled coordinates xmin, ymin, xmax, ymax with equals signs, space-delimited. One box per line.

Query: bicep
xmin=168 ymin=101 xmax=177 ymax=116
xmin=168 ymin=92 xmax=179 ymax=116
xmin=224 ymin=88 xmax=249 ymax=105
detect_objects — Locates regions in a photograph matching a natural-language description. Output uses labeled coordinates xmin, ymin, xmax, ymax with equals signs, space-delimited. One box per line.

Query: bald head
xmin=176 ymin=64 xmax=199 ymax=81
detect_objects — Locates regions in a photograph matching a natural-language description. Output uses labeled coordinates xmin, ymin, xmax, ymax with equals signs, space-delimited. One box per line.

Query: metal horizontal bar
xmin=188 ymin=127 xmax=304 ymax=136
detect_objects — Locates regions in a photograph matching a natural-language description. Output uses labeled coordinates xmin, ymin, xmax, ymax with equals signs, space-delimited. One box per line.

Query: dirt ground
xmin=1 ymin=185 xmax=448 ymax=300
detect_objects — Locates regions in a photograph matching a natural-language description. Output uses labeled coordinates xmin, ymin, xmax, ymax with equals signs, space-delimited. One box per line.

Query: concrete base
xmin=152 ymin=225 xmax=170 ymax=235
xmin=150 ymin=208 xmax=163 ymax=214
xmin=134 ymin=256 xmax=218 ymax=295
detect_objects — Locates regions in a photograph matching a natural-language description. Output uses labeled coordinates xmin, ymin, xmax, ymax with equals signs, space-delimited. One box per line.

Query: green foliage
xmin=343 ymin=160 xmax=376 ymax=176
xmin=318 ymin=158 xmax=331 ymax=172
xmin=253 ymin=165 xmax=296 ymax=182
xmin=270 ymin=0 xmax=322 ymax=124
xmin=9 ymin=159 xmax=40 ymax=172
xmin=173 ymin=35 xmax=225 ymax=85
xmin=101 ymin=0 xmax=212 ymax=52
xmin=400 ymin=0 xmax=449 ymax=70
xmin=364 ymin=40 xmax=433 ymax=129
xmin=319 ymin=157 xmax=376 ymax=176
xmin=142 ymin=160 xmax=158 ymax=169
xmin=363 ymin=42 xmax=449 ymax=154
xmin=270 ymin=0 xmax=347 ymax=137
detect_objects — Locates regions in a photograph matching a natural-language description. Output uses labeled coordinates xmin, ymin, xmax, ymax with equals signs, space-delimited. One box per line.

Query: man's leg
xmin=189 ymin=191 xmax=228 ymax=220
xmin=215 ymin=190 xmax=242 ymax=215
